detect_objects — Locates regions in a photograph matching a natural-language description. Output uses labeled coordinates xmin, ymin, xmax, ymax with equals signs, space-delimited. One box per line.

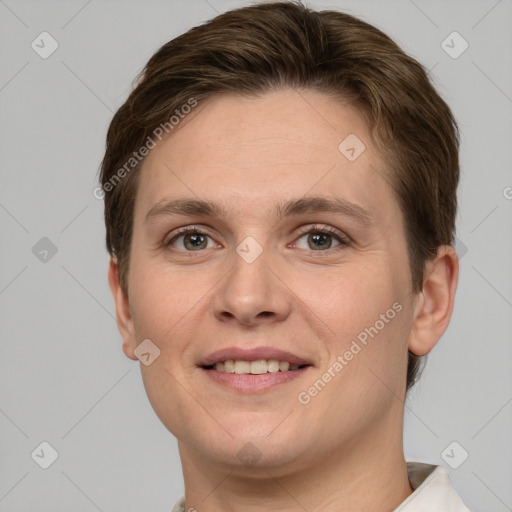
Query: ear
xmin=108 ymin=257 xmax=138 ymax=361
xmin=408 ymin=245 xmax=459 ymax=356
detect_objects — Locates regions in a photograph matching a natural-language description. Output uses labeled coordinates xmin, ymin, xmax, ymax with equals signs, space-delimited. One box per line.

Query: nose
xmin=212 ymin=246 xmax=292 ymax=327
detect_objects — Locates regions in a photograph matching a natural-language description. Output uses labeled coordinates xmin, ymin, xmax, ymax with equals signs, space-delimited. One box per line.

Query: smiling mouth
xmin=202 ymin=359 xmax=311 ymax=374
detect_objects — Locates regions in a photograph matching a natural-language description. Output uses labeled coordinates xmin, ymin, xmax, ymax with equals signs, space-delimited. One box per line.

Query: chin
xmin=177 ymin=417 xmax=318 ymax=474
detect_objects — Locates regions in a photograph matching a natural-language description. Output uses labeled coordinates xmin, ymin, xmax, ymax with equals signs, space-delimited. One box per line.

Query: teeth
xmin=267 ymin=359 xmax=280 ymax=373
xmin=250 ymin=360 xmax=268 ymax=374
xmin=223 ymin=360 xmax=235 ymax=373
xmin=210 ymin=359 xmax=305 ymax=374
xmin=234 ymin=361 xmax=251 ymax=374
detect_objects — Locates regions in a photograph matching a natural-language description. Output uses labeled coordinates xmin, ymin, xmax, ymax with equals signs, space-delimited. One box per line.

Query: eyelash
xmin=294 ymin=224 xmax=351 ymax=249
xmin=164 ymin=224 xmax=351 ymax=252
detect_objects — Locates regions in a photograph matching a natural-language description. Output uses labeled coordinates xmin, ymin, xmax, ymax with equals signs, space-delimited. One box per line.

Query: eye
xmin=164 ymin=224 xmax=350 ymax=253
xmin=293 ymin=224 xmax=350 ymax=251
xmin=165 ymin=227 xmax=218 ymax=251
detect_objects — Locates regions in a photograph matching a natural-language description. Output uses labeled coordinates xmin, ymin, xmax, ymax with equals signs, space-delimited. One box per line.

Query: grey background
xmin=1 ymin=0 xmax=511 ymax=510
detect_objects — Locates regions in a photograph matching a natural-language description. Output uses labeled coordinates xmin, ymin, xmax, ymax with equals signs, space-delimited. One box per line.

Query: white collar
xmin=393 ymin=462 xmax=471 ymax=511
xmin=171 ymin=462 xmax=471 ymax=512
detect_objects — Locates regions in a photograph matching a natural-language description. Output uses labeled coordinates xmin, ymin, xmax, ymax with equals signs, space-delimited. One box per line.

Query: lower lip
xmin=200 ymin=367 xmax=311 ymax=393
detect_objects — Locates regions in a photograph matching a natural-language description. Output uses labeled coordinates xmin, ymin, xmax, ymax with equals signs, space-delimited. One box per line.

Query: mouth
xmin=201 ymin=359 xmax=310 ymax=374
xmin=198 ymin=347 xmax=313 ymax=393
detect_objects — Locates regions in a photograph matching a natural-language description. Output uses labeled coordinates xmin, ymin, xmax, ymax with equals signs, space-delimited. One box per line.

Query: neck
xmin=178 ymin=420 xmax=413 ymax=512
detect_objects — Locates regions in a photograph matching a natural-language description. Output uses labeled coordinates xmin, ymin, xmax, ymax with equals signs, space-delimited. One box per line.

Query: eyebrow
xmin=145 ymin=196 xmax=374 ymax=228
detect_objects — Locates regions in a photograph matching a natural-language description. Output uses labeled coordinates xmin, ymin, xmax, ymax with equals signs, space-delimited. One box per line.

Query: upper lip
xmin=198 ymin=346 xmax=313 ymax=367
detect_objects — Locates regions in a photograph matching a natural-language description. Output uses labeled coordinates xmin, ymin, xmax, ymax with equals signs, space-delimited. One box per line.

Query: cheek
xmin=299 ymin=259 xmax=410 ymax=390
xmin=127 ymin=256 xmax=222 ymax=381
xmin=127 ymin=247 xmax=205 ymax=340
xmin=128 ymin=272 xmax=172 ymax=341
xmin=298 ymin=260 xmax=400 ymax=337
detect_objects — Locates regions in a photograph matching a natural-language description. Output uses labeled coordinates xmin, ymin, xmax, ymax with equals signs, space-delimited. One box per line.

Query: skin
xmin=109 ymin=89 xmax=459 ymax=511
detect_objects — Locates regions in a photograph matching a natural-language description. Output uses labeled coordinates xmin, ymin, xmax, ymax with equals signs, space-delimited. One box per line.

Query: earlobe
xmin=408 ymin=245 xmax=459 ymax=356
xmin=107 ymin=257 xmax=138 ymax=361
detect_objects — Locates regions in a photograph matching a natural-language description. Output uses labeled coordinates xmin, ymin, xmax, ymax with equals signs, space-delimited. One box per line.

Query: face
xmin=116 ymin=89 xmax=421 ymax=474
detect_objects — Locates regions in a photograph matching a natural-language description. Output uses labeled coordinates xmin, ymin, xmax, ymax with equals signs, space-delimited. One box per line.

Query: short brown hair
xmin=99 ymin=0 xmax=460 ymax=390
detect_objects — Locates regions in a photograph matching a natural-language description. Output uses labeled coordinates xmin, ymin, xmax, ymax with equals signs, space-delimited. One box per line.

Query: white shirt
xmin=171 ymin=462 xmax=471 ymax=512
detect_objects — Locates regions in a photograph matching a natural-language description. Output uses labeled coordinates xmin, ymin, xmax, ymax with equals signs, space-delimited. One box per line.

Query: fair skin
xmin=109 ymin=89 xmax=458 ymax=512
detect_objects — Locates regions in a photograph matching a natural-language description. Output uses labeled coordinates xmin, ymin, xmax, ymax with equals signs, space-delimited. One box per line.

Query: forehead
xmin=162 ymin=89 xmax=369 ymax=168
xmin=133 ymin=89 xmax=399 ymax=224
